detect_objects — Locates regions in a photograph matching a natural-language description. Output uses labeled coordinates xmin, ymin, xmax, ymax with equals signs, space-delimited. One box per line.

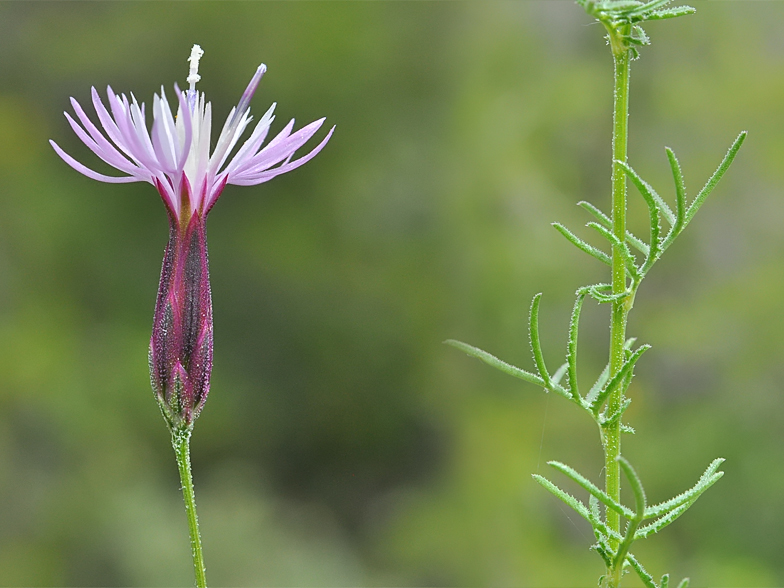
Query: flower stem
xmin=605 ymin=27 xmax=632 ymax=588
xmin=172 ymin=428 xmax=207 ymax=588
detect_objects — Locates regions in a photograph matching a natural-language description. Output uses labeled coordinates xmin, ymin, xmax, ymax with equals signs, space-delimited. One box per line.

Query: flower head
xmin=50 ymin=44 xmax=333 ymax=223
xmin=51 ymin=46 xmax=333 ymax=431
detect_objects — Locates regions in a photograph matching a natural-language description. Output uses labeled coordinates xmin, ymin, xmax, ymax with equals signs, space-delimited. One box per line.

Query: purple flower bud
xmin=149 ymin=178 xmax=213 ymax=430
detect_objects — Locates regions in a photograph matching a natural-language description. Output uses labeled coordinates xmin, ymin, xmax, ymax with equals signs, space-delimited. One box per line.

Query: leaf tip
xmin=443 ymin=339 xmax=469 ymax=351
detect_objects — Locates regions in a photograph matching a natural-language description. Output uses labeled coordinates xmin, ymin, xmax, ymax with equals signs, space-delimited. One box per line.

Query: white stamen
xmin=187 ymin=44 xmax=204 ymax=92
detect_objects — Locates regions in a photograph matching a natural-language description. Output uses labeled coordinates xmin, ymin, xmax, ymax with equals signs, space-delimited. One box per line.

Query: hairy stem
xmin=173 ymin=429 xmax=207 ymax=588
xmin=605 ymin=27 xmax=632 ymax=587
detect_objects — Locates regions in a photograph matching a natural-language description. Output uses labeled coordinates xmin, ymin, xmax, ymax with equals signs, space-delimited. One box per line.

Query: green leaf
xmin=529 ymin=294 xmax=554 ymax=391
xmin=635 ymin=501 xmax=691 ymax=539
xmin=601 ymin=397 xmax=632 ymax=427
xmin=547 ymin=461 xmax=635 ymax=519
xmin=586 ymin=362 xmax=610 ymax=406
xmin=444 ymin=338 xmax=550 ymax=386
xmin=684 ymin=131 xmax=747 ymax=227
xmin=588 ymin=284 xmax=630 ymax=304
xmin=627 ymin=0 xmax=694 ymax=21
xmin=552 ymin=222 xmax=611 ymax=266
xmin=625 ymin=0 xmax=669 ymax=15
xmin=591 ymin=344 xmax=651 ymax=413
xmin=532 ymin=474 xmax=591 ymax=522
xmin=676 ymin=578 xmax=690 ymax=588
xmin=629 ymin=25 xmax=650 ymax=46
xmin=532 ymin=474 xmax=622 ymax=542
xmin=552 ymin=362 xmax=569 ymax=387
xmin=594 ymin=541 xmax=613 ymax=569
xmin=577 ymin=201 xmax=650 ymax=257
xmin=665 ymin=147 xmax=686 ymax=239
xmin=567 ymin=289 xmax=588 ymax=403
xmin=616 ymin=160 xmax=664 ymax=274
xmin=635 ymin=459 xmax=725 ymax=539
xmin=661 ymin=574 xmax=670 ymax=588
xmin=589 ymin=494 xmax=601 ymax=521
xmin=644 ymin=458 xmax=725 ymax=519
xmin=614 ymin=458 xmax=647 ymax=569
xmin=619 ymin=457 xmax=647 ymax=516
xmin=626 ymin=553 xmax=657 ymax=588
xmin=611 ymin=0 xmax=645 ymax=10
xmin=588 ymin=222 xmax=641 ymax=281
xmin=648 ymin=6 xmax=696 ymax=20
xmin=617 ymin=160 xmax=675 ymax=226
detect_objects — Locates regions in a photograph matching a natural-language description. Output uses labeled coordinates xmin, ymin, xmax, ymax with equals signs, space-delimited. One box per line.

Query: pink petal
xmin=50 ymin=140 xmax=144 ymax=184
xmin=229 ymin=125 xmax=333 ymax=186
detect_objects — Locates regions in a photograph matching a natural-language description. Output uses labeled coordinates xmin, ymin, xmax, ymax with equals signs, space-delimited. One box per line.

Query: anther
xmin=187 ymin=45 xmax=204 ymax=92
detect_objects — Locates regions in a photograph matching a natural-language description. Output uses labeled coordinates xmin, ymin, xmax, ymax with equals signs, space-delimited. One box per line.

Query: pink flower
xmin=50 ymin=44 xmax=333 ymax=223
xmin=51 ymin=45 xmax=333 ymax=430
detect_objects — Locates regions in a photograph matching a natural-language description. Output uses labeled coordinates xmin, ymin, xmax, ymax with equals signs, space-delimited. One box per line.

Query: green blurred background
xmin=1 ymin=1 xmax=783 ymax=586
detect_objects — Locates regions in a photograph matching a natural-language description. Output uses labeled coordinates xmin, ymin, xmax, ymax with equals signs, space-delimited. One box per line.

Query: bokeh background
xmin=1 ymin=1 xmax=783 ymax=586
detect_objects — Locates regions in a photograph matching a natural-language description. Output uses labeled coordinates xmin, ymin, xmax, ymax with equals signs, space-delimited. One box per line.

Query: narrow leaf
xmin=577 ymin=200 xmax=650 ymax=257
xmin=619 ymin=457 xmax=647 ymax=516
xmin=601 ymin=397 xmax=632 ymax=428
xmin=629 ymin=25 xmax=650 ymax=46
xmin=533 ymin=474 xmax=622 ymax=541
xmin=613 ymin=458 xmax=647 ymax=569
xmin=648 ymin=6 xmax=696 ymax=20
xmin=532 ymin=475 xmax=592 ymax=522
xmin=666 ymin=147 xmax=686 ymax=239
xmin=548 ymin=461 xmax=635 ymax=519
xmin=618 ymin=160 xmax=675 ymax=226
xmin=594 ymin=531 xmax=617 ymax=566
xmin=587 ymin=362 xmax=611 ymax=405
xmin=591 ymin=344 xmax=651 ymax=413
xmin=660 ymin=574 xmax=670 ymax=588
xmin=589 ymin=339 xmax=638 ymax=408
xmin=685 ymin=131 xmax=747 ymax=226
xmin=626 ymin=553 xmax=657 ymax=588
xmin=577 ymin=200 xmax=611 ymax=225
xmin=599 ymin=1 xmax=645 ymax=13
xmin=635 ymin=501 xmax=691 ymax=539
xmin=588 ymin=285 xmax=629 ymax=304
xmin=616 ymin=161 xmax=662 ymax=276
xmin=529 ymin=293 xmax=553 ymax=390
xmin=594 ymin=543 xmax=613 ymax=569
xmin=589 ymin=494 xmax=601 ymax=522
xmin=552 ymin=362 xmax=569 ymax=387
xmin=588 ymin=222 xmax=641 ymax=281
xmin=627 ymin=0 xmax=671 ymax=15
xmin=578 ymin=201 xmax=649 ymax=256
xmin=444 ymin=339 xmax=547 ymax=388
xmin=567 ymin=289 xmax=587 ymax=402
xmin=676 ymin=579 xmax=690 ymax=588
xmin=552 ymin=222 xmax=611 ymax=266
xmin=644 ymin=458 xmax=725 ymax=519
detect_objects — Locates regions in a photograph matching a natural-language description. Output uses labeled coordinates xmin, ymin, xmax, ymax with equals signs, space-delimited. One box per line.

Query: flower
xmin=51 ymin=45 xmax=333 ymax=431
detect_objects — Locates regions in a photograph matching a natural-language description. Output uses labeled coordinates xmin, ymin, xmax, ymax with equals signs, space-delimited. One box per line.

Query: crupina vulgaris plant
xmin=447 ymin=1 xmax=746 ymax=586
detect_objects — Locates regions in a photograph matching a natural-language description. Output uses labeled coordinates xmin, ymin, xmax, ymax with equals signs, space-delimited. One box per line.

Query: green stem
xmin=605 ymin=27 xmax=632 ymax=588
xmin=173 ymin=428 xmax=207 ymax=588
